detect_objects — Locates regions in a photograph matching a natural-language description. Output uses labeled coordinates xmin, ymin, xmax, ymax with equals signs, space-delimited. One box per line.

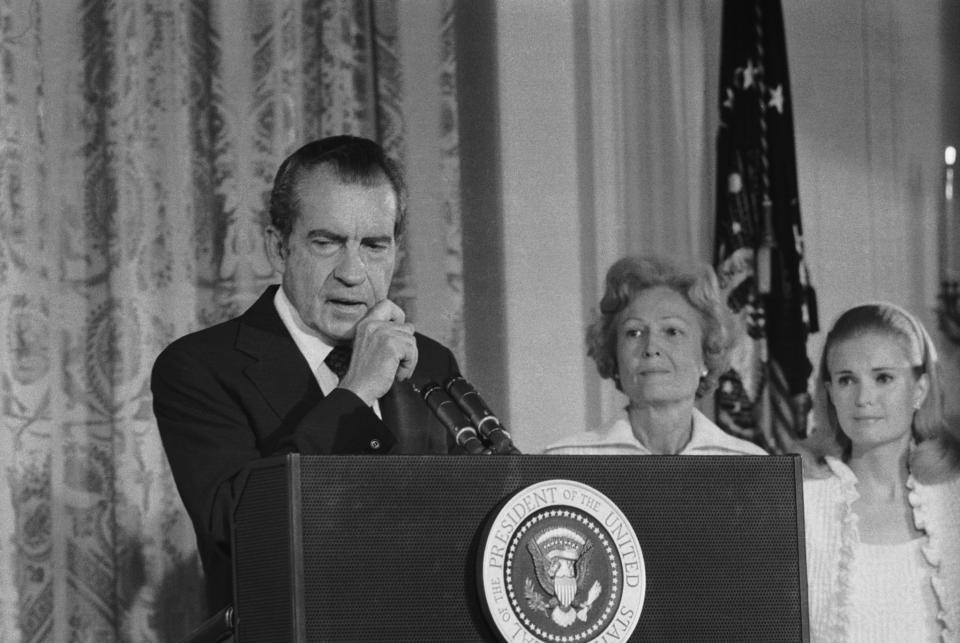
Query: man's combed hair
xmin=268 ymin=135 xmax=408 ymax=240
xmin=586 ymin=255 xmax=738 ymax=399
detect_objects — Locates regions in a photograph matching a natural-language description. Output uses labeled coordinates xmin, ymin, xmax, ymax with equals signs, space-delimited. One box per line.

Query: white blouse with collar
xmin=803 ymin=456 xmax=960 ymax=642
xmin=542 ymin=407 xmax=768 ymax=456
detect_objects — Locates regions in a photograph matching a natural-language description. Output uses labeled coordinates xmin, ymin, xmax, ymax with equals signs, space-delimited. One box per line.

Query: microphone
xmin=413 ymin=379 xmax=489 ymax=455
xmin=445 ymin=376 xmax=521 ymax=454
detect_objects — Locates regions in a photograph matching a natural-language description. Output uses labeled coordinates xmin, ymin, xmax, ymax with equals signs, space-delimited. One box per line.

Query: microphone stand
xmin=180 ymin=605 xmax=234 ymax=643
xmin=445 ymin=376 xmax=521 ymax=455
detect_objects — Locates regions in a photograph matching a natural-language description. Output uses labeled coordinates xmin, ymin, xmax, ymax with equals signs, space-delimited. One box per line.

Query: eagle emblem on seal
xmin=525 ymin=527 xmax=602 ymax=627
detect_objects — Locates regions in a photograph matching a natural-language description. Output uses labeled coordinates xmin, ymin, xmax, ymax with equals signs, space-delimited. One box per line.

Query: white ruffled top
xmin=803 ymin=456 xmax=960 ymax=642
xmin=847 ymin=538 xmax=937 ymax=641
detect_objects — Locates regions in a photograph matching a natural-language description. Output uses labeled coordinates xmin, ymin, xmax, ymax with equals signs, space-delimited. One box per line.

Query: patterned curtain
xmin=0 ymin=1 xmax=462 ymax=640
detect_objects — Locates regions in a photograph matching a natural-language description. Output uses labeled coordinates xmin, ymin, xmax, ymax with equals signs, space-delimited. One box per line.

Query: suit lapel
xmin=236 ymin=286 xmax=321 ymax=421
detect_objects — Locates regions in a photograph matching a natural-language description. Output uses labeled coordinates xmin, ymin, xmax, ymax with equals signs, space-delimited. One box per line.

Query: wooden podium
xmin=232 ymin=454 xmax=809 ymax=642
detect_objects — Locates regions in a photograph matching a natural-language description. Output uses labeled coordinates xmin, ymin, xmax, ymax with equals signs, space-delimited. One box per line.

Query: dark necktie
xmin=324 ymin=345 xmax=352 ymax=379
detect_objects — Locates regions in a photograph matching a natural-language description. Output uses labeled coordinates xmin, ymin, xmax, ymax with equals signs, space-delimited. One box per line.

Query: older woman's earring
xmin=700 ymin=368 xmax=709 ymax=379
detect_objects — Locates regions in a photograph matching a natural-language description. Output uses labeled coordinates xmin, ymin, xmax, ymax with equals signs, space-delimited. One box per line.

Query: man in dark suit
xmin=151 ymin=136 xmax=461 ymax=616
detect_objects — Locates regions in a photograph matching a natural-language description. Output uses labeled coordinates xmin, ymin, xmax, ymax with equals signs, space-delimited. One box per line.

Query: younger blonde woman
xmin=803 ymin=303 xmax=960 ymax=642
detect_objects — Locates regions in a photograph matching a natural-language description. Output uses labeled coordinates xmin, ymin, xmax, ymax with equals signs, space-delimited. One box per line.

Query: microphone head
xmin=445 ymin=375 xmax=501 ymax=430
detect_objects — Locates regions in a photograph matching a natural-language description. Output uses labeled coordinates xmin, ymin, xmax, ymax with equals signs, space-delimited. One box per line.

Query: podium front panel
xmin=233 ymin=454 xmax=807 ymax=642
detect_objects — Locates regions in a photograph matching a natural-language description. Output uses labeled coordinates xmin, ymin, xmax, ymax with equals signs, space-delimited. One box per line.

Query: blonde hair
xmin=812 ymin=302 xmax=959 ymax=483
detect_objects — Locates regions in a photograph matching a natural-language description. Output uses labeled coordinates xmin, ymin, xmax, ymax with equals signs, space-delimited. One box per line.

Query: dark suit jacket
xmin=151 ymin=285 xmax=460 ymax=613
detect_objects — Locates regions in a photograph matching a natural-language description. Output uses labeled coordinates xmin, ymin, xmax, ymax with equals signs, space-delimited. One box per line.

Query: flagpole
xmin=753 ymin=2 xmax=774 ymax=297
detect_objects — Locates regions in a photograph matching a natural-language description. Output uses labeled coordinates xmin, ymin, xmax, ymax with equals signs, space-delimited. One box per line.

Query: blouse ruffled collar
xmin=820 ymin=455 xmax=958 ymax=641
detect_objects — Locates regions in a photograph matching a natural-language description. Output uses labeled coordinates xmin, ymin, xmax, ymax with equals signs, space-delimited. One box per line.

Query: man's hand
xmin=338 ymin=299 xmax=418 ymax=406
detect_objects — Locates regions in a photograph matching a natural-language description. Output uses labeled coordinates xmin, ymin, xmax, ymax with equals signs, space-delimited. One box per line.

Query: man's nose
xmin=333 ymin=245 xmax=366 ymax=284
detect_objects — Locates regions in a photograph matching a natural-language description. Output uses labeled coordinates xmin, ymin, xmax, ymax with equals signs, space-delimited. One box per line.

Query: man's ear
xmin=264 ymin=225 xmax=286 ymax=273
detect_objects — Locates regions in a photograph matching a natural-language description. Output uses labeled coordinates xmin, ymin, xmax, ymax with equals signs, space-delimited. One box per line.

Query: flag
xmin=714 ymin=0 xmax=818 ymax=452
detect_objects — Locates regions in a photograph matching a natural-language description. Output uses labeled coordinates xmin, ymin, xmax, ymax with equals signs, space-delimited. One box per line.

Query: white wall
xmin=494 ymin=1 xmax=591 ymax=453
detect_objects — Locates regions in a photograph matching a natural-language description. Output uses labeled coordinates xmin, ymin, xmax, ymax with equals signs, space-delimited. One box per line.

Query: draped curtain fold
xmin=0 ymin=1 xmax=462 ymax=640
xmin=625 ymin=1 xmax=718 ymax=262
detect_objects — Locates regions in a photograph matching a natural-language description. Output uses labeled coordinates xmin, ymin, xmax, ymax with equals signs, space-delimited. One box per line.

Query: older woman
xmin=544 ymin=255 xmax=766 ymax=456
xmin=800 ymin=303 xmax=960 ymax=641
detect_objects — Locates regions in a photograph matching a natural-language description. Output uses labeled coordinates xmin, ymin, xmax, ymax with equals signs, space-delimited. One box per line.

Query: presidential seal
xmin=480 ymin=479 xmax=645 ymax=642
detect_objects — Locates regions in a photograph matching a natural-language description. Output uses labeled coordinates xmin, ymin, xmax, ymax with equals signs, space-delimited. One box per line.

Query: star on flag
xmin=768 ymin=85 xmax=784 ymax=113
